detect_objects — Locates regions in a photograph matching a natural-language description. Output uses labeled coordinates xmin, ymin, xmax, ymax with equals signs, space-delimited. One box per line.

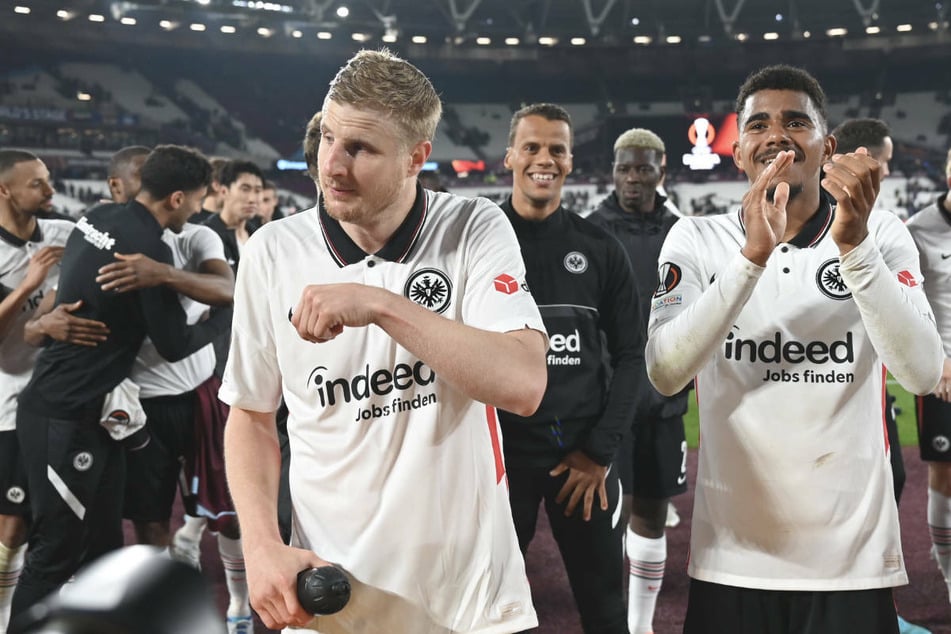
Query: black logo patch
xmin=654 ymin=262 xmax=683 ymax=297
xmin=404 ymin=268 xmax=452 ymax=314
xmin=816 ymin=258 xmax=851 ymax=300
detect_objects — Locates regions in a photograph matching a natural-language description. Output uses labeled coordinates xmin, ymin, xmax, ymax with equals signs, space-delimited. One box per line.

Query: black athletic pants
xmin=11 ymin=401 xmax=125 ymax=619
xmin=507 ymin=461 xmax=627 ymax=634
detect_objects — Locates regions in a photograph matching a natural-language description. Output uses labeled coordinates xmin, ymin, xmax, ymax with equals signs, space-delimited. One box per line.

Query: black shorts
xmin=683 ymin=579 xmax=898 ymax=634
xmin=917 ymin=394 xmax=951 ymax=462
xmin=619 ymin=415 xmax=688 ymax=499
xmin=0 ymin=429 xmax=29 ymax=516
xmin=123 ymin=391 xmax=197 ymax=523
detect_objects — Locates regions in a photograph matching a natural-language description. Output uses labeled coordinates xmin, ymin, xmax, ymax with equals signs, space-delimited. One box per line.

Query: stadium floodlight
xmin=57 ymin=9 xmax=76 ymax=19
xmin=317 ymin=30 xmax=332 ymax=39
xmin=257 ymin=26 xmax=274 ymax=36
xmin=159 ymin=19 xmax=177 ymax=30
xmin=411 ymin=35 xmax=426 ymax=43
xmin=570 ymin=37 xmax=585 ymax=45
xmin=14 ymin=6 xmax=30 ymax=14
xmin=89 ymin=13 xmax=105 ymax=22
xmin=538 ymin=36 xmax=557 ymax=45
xmin=190 ymin=23 xmax=206 ymax=31
xmin=666 ymin=35 xmax=682 ymax=43
xmin=697 ymin=34 xmax=712 ymax=43
xmin=866 ymin=25 xmax=881 ymax=34
xmin=220 ymin=24 xmax=236 ymax=33
xmin=336 ymin=6 xmax=349 ymax=18
xmin=763 ymin=32 xmax=779 ymax=40
xmin=633 ymin=35 xmax=651 ymax=44
xmin=476 ymin=36 xmax=491 ymax=45
xmin=896 ymin=23 xmax=913 ymax=32
xmin=825 ymin=27 xmax=847 ymax=36
xmin=120 ymin=16 xmax=136 ymax=25
xmin=382 ymin=33 xmax=397 ymax=42
xmin=505 ymin=37 xmax=519 ymax=45
xmin=76 ymin=91 xmax=92 ymax=101
xmin=351 ymin=32 xmax=369 ymax=41
xmin=631 ymin=17 xmax=639 ymax=25
xmin=291 ymin=29 xmax=302 ymax=37
xmin=802 ymin=30 xmax=811 ymax=37
xmin=735 ymin=32 xmax=749 ymax=41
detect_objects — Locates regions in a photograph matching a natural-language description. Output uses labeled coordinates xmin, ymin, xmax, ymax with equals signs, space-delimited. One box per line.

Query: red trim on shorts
xmin=485 ymin=405 xmax=505 ymax=484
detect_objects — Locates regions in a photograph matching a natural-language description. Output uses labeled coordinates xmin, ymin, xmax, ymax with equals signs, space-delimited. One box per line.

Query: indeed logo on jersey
xmin=723 ymin=329 xmax=856 ymax=384
xmin=307 ymin=362 xmax=438 ymax=422
xmin=547 ymin=329 xmax=581 ymax=367
xmin=76 ymin=217 xmax=116 ymax=251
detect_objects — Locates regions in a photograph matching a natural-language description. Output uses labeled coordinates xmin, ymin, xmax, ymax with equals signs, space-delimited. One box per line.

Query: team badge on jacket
xmin=563 ymin=251 xmax=588 ymax=274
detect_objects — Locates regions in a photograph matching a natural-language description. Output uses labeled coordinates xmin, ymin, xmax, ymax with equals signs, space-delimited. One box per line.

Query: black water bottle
xmin=296 ymin=566 xmax=351 ymax=615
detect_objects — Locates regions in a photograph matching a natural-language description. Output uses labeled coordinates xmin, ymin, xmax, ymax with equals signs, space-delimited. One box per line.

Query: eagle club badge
xmin=404 ymin=268 xmax=452 ymax=313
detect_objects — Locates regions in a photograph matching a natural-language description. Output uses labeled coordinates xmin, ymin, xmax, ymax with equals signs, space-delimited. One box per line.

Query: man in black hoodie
xmin=588 ymin=128 xmax=688 ymax=634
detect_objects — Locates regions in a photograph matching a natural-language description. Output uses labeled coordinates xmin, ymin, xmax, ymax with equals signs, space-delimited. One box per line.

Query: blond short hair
xmin=324 ymin=49 xmax=442 ymax=146
xmin=614 ymin=128 xmax=665 ymax=154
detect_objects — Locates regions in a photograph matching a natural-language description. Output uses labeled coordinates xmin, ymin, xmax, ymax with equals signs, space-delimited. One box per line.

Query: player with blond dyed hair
xmin=588 ymin=127 xmax=688 ymax=634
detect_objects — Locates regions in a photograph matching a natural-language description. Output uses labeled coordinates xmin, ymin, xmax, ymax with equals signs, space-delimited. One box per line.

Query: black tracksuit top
xmin=588 ymin=192 xmax=690 ymax=419
xmin=498 ymin=198 xmax=646 ymax=467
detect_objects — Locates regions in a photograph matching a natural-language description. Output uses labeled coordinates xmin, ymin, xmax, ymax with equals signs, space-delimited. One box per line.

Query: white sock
xmin=928 ymin=488 xmax=951 ymax=603
xmin=626 ymin=528 xmax=666 ymax=634
xmin=218 ymin=535 xmax=250 ymax=618
xmin=0 ymin=541 xmax=26 ymax=633
xmin=177 ymin=515 xmax=207 ymax=542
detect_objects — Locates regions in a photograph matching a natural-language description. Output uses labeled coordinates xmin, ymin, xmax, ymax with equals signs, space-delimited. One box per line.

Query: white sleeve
xmin=838 ymin=215 xmax=942 ymax=395
xmin=218 ymin=233 xmax=282 ymax=412
xmin=460 ymin=200 xmax=546 ymax=336
xmin=186 ymin=224 xmax=227 ymax=265
xmin=646 ymin=218 xmax=764 ymax=395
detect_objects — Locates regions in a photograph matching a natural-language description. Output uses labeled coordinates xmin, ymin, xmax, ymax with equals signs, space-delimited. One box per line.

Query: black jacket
xmin=21 ymin=201 xmax=232 ymax=417
xmin=498 ymin=198 xmax=646 ymax=467
xmin=588 ymin=192 xmax=690 ymax=419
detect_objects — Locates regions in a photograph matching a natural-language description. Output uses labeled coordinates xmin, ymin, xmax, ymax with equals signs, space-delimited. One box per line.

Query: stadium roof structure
xmin=3 ymin=0 xmax=947 ymax=55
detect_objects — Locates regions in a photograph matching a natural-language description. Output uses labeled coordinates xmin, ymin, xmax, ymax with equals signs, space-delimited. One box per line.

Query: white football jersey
xmin=648 ymin=201 xmax=940 ymax=591
xmin=906 ymin=195 xmax=951 ymax=357
xmin=221 ymin=189 xmax=544 ymax=633
xmin=131 ymin=223 xmax=224 ymax=398
xmin=0 ymin=218 xmax=74 ymax=430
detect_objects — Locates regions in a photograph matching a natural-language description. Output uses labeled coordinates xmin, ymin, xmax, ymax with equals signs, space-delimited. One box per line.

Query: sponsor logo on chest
xmin=723 ymin=328 xmax=857 ymax=385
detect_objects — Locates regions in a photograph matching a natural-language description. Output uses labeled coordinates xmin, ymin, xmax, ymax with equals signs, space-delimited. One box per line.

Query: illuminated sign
xmin=682 ymin=117 xmax=722 ymax=170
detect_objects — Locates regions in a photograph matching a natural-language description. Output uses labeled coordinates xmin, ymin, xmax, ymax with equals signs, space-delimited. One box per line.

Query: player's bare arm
xmin=822 ymin=147 xmax=881 ymax=254
xmin=291 ymin=282 xmax=548 ymax=416
xmin=0 ymin=245 xmax=63 ymax=341
xmin=96 ymin=253 xmax=235 ymax=306
xmin=224 ymin=405 xmax=329 ymax=630
xmin=550 ymin=449 xmax=610 ymax=521
xmin=739 ymin=150 xmax=793 ymax=267
xmin=23 ymin=293 xmax=109 ymax=347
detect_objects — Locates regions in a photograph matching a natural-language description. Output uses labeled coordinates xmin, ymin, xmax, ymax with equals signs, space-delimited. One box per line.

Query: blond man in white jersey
xmin=647 ymin=65 xmax=941 ymax=634
xmin=221 ymin=49 xmax=548 ymax=633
